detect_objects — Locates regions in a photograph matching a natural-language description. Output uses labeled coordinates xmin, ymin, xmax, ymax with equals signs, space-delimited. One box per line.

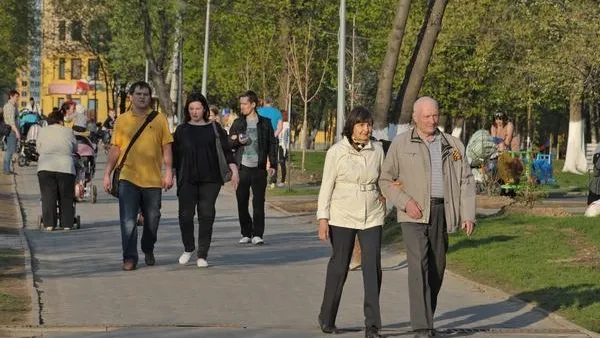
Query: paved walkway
xmin=0 ymin=153 xmax=596 ymax=337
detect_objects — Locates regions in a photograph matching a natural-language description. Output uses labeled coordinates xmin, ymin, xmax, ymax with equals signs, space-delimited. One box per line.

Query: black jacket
xmin=229 ymin=114 xmax=278 ymax=170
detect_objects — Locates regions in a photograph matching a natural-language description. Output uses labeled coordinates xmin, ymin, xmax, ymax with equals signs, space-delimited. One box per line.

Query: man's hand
xmin=462 ymin=220 xmax=476 ymax=237
xmin=103 ymin=173 xmax=112 ymax=193
xmin=405 ymin=199 xmax=423 ymax=219
xmin=318 ymin=219 xmax=329 ymax=241
xmin=162 ymin=173 xmax=174 ymax=191
xmin=230 ymin=170 xmax=240 ymax=190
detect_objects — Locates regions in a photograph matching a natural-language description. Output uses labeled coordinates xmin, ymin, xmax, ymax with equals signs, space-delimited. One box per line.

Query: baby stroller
xmin=17 ymin=110 xmax=41 ymax=167
xmin=74 ymin=135 xmax=98 ymax=203
xmin=37 ymin=197 xmax=81 ymax=230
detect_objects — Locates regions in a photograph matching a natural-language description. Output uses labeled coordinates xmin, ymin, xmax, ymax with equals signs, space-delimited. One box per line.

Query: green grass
xmin=267 ymin=187 xmax=320 ymax=196
xmin=545 ymin=159 xmax=590 ymax=192
xmin=289 ymin=150 xmax=326 ymax=175
xmin=445 ymin=213 xmax=600 ymax=332
xmin=0 ymin=249 xmax=29 ymax=324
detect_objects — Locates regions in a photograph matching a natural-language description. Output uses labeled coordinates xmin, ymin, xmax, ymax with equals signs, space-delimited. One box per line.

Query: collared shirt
xmin=424 ymin=133 xmax=444 ymax=198
xmin=2 ymin=102 xmax=17 ymax=129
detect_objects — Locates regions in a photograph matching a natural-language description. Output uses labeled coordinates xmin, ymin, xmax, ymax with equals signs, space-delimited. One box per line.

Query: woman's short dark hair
xmin=183 ymin=92 xmax=210 ymax=123
xmin=47 ymin=109 xmax=64 ymax=125
xmin=59 ymin=101 xmax=76 ymax=114
xmin=342 ymin=106 xmax=373 ymax=140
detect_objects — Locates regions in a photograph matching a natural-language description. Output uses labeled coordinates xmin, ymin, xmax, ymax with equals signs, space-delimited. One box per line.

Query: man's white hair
xmin=412 ymin=96 xmax=439 ymax=116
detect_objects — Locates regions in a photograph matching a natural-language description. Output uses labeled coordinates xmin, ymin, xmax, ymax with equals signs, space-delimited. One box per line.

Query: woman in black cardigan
xmin=172 ymin=93 xmax=239 ymax=267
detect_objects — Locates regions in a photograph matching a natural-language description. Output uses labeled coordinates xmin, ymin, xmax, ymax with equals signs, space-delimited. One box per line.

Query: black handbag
xmin=109 ymin=111 xmax=158 ymax=197
xmin=211 ymin=122 xmax=232 ymax=183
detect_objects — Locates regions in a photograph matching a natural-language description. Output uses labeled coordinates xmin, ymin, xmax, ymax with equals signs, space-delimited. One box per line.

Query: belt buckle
xmin=360 ymin=184 xmax=367 ymax=192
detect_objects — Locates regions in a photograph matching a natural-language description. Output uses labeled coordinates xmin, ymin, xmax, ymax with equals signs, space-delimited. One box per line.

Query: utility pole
xmin=201 ymin=0 xmax=211 ymax=96
xmin=336 ymin=0 xmax=346 ymax=141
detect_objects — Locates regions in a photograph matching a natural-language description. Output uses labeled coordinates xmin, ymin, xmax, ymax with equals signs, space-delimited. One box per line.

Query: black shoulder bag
xmin=109 ymin=111 xmax=158 ymax=197
xmin=211 ymin=121 xmax=232 ymax=183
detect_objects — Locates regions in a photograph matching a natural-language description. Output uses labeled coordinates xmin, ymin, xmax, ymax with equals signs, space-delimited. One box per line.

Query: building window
xmin=22 ymin=92 xmax=27 ymax=97
xmin=58 ymin=21 xmax=66 ymax=41
xmin=71 ymin=21 xmax=82 ymax=41
xmin=21 ymin=81 xmax=28 ymax=87
xmin=21 ymin=102 xmax=27 ymax=108
xmin=88 ymin=59 xmax=99 ymax=78
xmin=58 ymin=58 xmax=66 ymax=79
xmin=88 ymin=99 xmax=97 ymax=120
xmin=71 ymin=58 xmax=82 ymax=80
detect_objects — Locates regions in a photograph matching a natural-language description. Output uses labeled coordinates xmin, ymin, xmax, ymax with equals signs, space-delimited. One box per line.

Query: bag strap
xmin=211 ymin=121 xmax=220 ymax=139
xmin=115 ymin=111 xmax=158 ymax=170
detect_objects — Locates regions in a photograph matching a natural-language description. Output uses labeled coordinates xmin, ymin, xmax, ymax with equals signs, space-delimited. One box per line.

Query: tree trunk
xmin=562 ymin=78 xmax=587 ymax=174
xmin=392 ymin=0 xmax=449 ymax=124
xmin=372 ymin=0 xmax=411 ymax=140
xmin=589 ymin=103 xmax=597 ymax=144
xmin=140 ymin=0 xmax=174 ymax=116
xmin=301 ymin=100 xmax=308 ymax=171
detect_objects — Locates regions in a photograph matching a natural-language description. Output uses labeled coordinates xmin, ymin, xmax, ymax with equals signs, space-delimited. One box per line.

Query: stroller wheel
xmin=18 ymin=156 xmax=27 ymax=167
xmin=91 ymin=185 xmax=97 ymax=204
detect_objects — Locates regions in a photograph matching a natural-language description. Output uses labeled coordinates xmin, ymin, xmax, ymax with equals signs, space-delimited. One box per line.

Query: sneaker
xmin=239 ymin=236 xmax=251 ymax=244
xmin=251 ymin=236 xmax=264 ymax=245
xmin=178 ymin=251 xmax=194 ymax=265
xmin=277 ymin=183 xmax=285 ymax=188
xmin=196 ymin=258 xmax=208 ymax=268
xmin=45 ymin=226 xmax=54 ymax=231
xmin=269 ymin=183 xmax=276 ymax=189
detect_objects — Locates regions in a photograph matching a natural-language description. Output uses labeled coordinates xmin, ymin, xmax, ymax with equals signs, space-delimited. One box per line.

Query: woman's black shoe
xmin=318 ymin=317 xmax=338 ymax=334
xmin=365 ymin=326 xmax=381 ymax=338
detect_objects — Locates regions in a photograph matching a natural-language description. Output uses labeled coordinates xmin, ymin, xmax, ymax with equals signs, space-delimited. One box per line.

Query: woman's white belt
xmin=336 ymin=182 xmax=377 ymax=191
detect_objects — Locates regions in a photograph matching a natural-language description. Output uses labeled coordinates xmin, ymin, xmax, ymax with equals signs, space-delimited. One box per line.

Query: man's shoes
xmin=3 ymin=171 xmax=15 ymax=175
xmin=317 ymin=317 xmax=338 ymax=334
xmin=196 ymin=258 xmax=208 ymax=268
xmin=277 ymin=182 xmax=285 ymax=188
xmin=179 ymin=251 xmax=194 ymax=265
xmin=269 ymin=183 xmax=276 ymax=189
xmin=413 ymin=329 xmax=433 ymax=338
xmin=251 ymin=236 xmax=264 ymax=245
xmin=239 ymin=236 xmax=251 ymax=244
xmin=122 ymin=259 xmax=136 ymax=271
xmin=365 ymin=326 xmax=381 ymax=338
xmin=144 ymin=252 xmax=155 ymax=266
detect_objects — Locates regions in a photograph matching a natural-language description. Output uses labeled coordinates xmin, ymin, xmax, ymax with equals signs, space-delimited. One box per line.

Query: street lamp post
xmin=336 ymin=0 xmax=346 ymax=141
xmin=201 ymin=0 xmax=211 ymax=96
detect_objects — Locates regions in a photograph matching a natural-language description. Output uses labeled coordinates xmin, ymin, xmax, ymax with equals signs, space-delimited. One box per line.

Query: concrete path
xmin=1 ymin=152 xmax=596 ymax=337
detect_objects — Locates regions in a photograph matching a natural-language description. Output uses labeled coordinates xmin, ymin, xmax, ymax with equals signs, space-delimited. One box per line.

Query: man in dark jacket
xmin=229 ymin=90 xmax=278 ymax=245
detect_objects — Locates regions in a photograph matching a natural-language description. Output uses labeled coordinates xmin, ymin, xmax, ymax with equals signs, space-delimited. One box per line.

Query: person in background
xmin=172 ymin=93 xmax=239 ymax=268
xmin=588 ymin=144 xmax=600 ymax=205
xmin=36 ymin=109 xmax=77 ymax=230
xmin=317 ymin=107 xmax=386 ymax=338
xmin=229 ymin=90 xmax=277 ymax=245
xmin=208 ymin=105 xmax=222 ymax=124
xmin=490 ymin=111 xmax=520 ymax=152
xmin=275 ymin=111 xmax=290 ymax=187
xmin=2 ymin=90 xmax=20 ymax=175
xmin=257 ymin=97 xmax=282 ymax=188
xmin=380 ymin=96 xmax=476 ymax=338
xmin=26 ymin=97 xmax=40 ymax=115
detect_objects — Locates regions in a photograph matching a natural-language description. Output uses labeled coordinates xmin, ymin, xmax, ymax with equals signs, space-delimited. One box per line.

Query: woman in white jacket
xmin=316 ymin=107 xmax=385 ymax=338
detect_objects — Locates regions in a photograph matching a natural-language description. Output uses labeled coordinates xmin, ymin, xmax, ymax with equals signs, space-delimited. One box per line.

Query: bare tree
xmin=392 ymin=0 xmax=448 ymax=124
xmin=373 ymin=0 xmax=411 ymax=139
xmin=288 ymin=21 xmax=329 ymax=171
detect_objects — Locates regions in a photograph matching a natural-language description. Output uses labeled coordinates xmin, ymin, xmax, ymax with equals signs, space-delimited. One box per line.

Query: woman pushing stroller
xmin=36 ymin=109 xmax=77 ymax=230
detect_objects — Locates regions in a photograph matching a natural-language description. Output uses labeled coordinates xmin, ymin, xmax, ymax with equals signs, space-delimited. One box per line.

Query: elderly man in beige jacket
xmin=379 ymin=96 xmax=476 ymax=338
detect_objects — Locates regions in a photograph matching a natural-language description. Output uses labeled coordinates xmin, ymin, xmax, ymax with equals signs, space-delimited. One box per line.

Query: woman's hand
xmin=318 ymin=219 xmax=329 ymax=241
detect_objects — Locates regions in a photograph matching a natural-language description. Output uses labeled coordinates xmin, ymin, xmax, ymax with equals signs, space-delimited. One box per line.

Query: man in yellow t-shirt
xmin=103 ymin=81 xmax=173 ymax=271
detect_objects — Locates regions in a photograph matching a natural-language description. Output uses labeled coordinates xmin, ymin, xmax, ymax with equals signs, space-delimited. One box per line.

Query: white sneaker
xmin=251 ymin=236 xmax=264 ymax=245
xmin=45 ymin=226 xmax=53 ymax=231
xmin=269 ymin=183 xmax=276 ymax=189
xmin=277 ymin=183 xmax=285 ymax=188
xmin=239 ymin=236 xmax=251 ymax=244
xmin=197 ymin=258 xmax=208 ymax=268
xmin=178 ymin=251 xmax=194 ymax=265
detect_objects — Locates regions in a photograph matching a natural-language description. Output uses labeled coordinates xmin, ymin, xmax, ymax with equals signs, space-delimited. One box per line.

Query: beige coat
xmin=317 ymin=138 xmax=386 ymax=229
xmin=379 ymin=129 xmax=476 ymax=233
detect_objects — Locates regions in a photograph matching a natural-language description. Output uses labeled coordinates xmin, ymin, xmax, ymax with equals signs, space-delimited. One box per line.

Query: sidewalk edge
xmin=10 ymin=174 xmax=41 ymax=327
xmin=445 ymin=269 xmax=600 ymax=338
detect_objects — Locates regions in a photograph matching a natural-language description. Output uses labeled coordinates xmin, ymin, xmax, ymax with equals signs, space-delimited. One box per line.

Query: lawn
xmin=545 ymin=159 xmax=590 ymax=193
xmin=267 ymin=187 xmax=319 ymax=197
xmin=288 ymin=150 xmax=326 ymax=176
xmin=445 ymin=213 xmax=600 ymax=333
xmin=0 ymin=248 xmax=29 ymax=325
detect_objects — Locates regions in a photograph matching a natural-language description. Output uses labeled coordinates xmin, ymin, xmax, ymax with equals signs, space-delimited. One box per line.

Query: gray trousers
xmin=401 ymin=203 xmax=448 ymax=330
xmin=319 ymin=225 xmax=382 ymax=329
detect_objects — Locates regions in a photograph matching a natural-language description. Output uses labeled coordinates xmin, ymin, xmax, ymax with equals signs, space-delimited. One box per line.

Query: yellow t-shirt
xmin=112 ymin=111 xmax=173 ymax=188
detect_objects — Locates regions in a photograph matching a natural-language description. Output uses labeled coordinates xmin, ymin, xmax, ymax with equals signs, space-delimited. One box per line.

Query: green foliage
xmin=0 ymin=0 xmax=34 ymax=91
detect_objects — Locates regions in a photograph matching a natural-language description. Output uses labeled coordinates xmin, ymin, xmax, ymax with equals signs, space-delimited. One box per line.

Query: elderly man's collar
xmin=410 ymin=128 xmax=441 ymax=143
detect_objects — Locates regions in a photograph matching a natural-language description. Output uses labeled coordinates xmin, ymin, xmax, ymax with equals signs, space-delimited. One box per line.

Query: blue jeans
xmin=3 ymin=131 xmax=17 ymax=173
xmin=118 ymin=180 xmax=162 ymax=262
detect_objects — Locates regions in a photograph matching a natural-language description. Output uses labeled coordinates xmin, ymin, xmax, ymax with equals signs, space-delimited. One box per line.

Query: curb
xmin=9 ymin=174 xmax=41 ymax=327
xmin=444 ymin=269 xmax=600 ymax=338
